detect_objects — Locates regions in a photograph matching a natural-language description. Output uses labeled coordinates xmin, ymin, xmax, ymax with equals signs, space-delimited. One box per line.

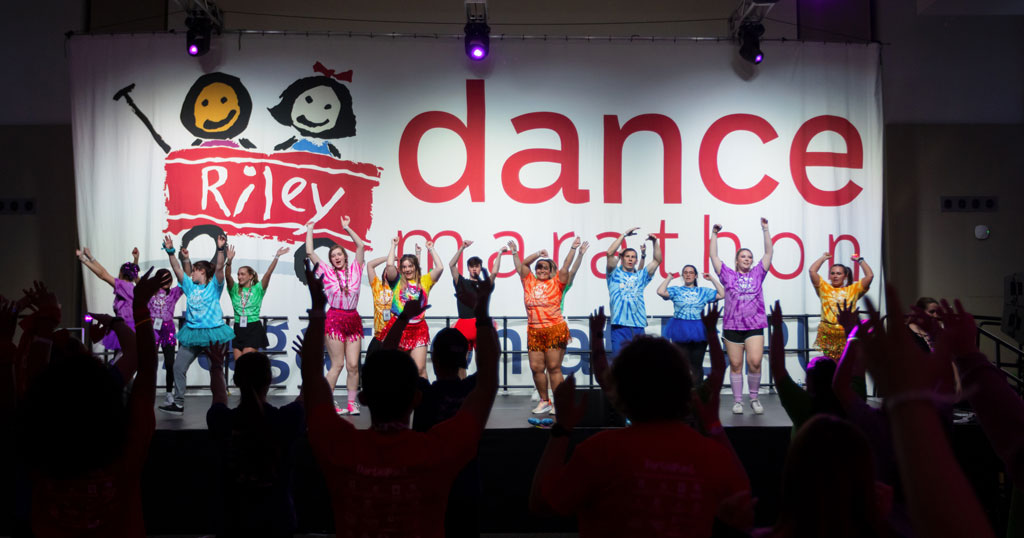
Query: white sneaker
xmin=751 ymin=399 xmax=764 ymax=415
xmin=163 ymin=393 xmax=174 ymax=406
xmin=732 ymin=402 xmax=744 ymax=414
xmin=532 ymin=400 xmax=553 ymax=414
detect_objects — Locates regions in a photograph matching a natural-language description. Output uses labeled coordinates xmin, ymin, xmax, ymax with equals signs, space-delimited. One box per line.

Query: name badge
xmin=153 ymin=318 xmax=163 ymax=331
xmin=240 ymin=317 xmax=248 ymax=328
xmin=382 ymin=310 xmax=391 ymax=321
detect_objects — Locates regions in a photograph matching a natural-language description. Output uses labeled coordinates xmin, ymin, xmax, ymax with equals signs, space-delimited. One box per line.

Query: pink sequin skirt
xmin=326 ymin=308 xmax=363 ymax=343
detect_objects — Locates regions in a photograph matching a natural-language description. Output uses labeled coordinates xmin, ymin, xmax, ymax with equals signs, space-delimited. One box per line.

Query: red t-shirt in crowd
xmin=31 ymin=461 xmax=146 ymax=538
xmin=31 ymin=400 xmax=153 ymax=538
xmin=546 ymin=421 xmax=750 ymax=538
xmin=307 ymin=402 xmax=483 ymax=537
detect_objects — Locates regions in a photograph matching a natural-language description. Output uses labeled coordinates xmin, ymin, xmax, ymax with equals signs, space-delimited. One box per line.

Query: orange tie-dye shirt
xmin=522 ymin=273 xmax=567 ymax=328
xmin=370 ymin=276 xmax=394 ymax=339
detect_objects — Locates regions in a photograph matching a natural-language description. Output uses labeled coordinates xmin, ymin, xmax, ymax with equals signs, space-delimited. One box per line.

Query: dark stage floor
xmin=134 ymin=391 xmax=1006 ymax=537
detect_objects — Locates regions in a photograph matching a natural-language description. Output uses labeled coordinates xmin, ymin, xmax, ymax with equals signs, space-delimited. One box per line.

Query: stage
xmin=153 ymin=390 xmax=798 ymax=431
xmin=139 ymin=391 xmax=1007 ymax=536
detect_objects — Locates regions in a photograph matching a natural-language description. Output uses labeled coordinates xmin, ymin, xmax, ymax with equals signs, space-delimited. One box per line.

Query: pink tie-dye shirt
xmin=316 ymin=262 xmax=363 ymax=310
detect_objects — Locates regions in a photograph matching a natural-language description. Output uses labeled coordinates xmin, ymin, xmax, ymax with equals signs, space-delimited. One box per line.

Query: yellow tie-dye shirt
xmin=816 ymin=280 xmax=866 ymax=325
xmin=815 ymin=280 xmax=866 ymax=359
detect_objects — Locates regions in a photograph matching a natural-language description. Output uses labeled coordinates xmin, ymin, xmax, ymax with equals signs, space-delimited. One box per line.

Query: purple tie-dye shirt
xmin=718 ymin=263 xmax=769 ymax=330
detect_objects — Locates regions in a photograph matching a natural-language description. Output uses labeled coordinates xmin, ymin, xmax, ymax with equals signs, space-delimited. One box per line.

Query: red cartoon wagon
xmin=163 ymin=146 xmax=380 ymax=280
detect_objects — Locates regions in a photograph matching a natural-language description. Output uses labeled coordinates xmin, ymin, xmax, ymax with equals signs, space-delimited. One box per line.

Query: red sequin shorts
xmin=380 ymin=317 xmax=431 ymax=351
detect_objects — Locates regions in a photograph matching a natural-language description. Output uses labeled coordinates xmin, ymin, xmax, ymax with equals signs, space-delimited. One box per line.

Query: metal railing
xmin=81 ymin=312 xmax=830 ymax=393
xmin=80 ymin=310 xmax=1024 ymax=397
xmin=975 ymin=316 xmax=1024 ymax=395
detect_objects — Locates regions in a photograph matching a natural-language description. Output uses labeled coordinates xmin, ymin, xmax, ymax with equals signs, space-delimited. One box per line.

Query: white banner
xmin=70 ymin=34 xmax=882 ymax=391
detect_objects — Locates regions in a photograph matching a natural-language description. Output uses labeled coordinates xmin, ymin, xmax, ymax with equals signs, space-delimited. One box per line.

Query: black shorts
xmin=233 ymin=320 xmax=269 ymax=350
xmin=722 ymin=328 xmax=764 ymax=344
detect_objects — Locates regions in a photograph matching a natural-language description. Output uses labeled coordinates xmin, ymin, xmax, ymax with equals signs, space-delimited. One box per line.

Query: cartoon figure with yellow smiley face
xmin=115 ymin=72 xmax=256 ymax=152
xmin=268 ymin=62 xmax=356 ymax=158
xmin=179 ymin=72 xmax=256 ymax=149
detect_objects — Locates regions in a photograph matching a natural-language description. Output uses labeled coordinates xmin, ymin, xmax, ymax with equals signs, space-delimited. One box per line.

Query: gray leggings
xmin=172 ymin=345 xmax=207 ymax=406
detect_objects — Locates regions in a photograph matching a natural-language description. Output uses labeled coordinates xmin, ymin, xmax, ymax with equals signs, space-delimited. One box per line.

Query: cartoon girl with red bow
xmin=268 ymin=62 xmax=356 ymax=158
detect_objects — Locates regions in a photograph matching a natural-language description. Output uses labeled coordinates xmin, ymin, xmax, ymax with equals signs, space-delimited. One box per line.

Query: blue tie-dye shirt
xmin=181 ymin=276 xmax=226 ymax=329
xmin=606 ymin=266 xmax=653 ymax=327
xmin=667 ymin=286 xmax=718 ymax=320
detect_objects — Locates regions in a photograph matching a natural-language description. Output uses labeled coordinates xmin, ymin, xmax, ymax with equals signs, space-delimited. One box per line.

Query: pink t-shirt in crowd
xmin=317 ymin=262 xmax=363 ymax=310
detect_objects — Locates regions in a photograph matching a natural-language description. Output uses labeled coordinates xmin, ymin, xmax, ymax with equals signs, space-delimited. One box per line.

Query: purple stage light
xmin=84 ymin=314 xmax=94 ymax=323
xmin=464 ymin=21 xmax=490 ymax=61
xmin=188 ymin=44 xmax=200 ymax=56
xmin=754 ymin=53 xmax=763 ymax=64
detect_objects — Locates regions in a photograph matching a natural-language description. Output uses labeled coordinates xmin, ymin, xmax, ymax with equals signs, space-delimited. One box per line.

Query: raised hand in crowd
xmin=0 ymin=295 xmax=22 ymax=417
xmin=938 ymin=300 xmax=1024 ymax=497
xmin=87 ymin=311 xmax=137 ymax=380
xmin=836 ymin=299 xmax=860 ymax=335
xmin=694 ymin=305 xmax=724 ymax=428
xmin=381 ymin=297 xmax=431 ymax=351
xmin=299 ymin=259 xmax=331 ymax=411
xmin=588 ymin=306 xmax=609 ymax=390
xmin=861 ymin=286 xmax=994 ymax=538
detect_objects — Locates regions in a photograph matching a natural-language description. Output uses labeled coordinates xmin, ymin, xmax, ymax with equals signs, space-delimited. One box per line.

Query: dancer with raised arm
xmin=380 ymin=239 xmax=444 ymax=379
xmin=159 ymin=234 xmax=233 ymax=415
xmin=511 ymin=237 xmax=586 ymax=414
xmin=305 ymin=216 xmax=365 ymax=415
xmin=225 ymin=244 xmax=290 ymax=361
xmin=449 ymin=240 xmax=501 ymax=360
xmin=808 ymin=251 xmax=874 ymax=360
xmin=657 ymin=265 xmax=724 ymax=384
xmin=76 ymin=247 xmax=140 ymax=359
xmin=366 ymin=236 xmax=399 ymax=346
xmin=560 ymin=241 xmax=590 ymax=310
xmin=710 ymin=218 xmax=773 ymax=415
xmin=605 ymin=227 xmax=662 ymax=355
xmin=145 ymin=258 xmax=184 ymax=405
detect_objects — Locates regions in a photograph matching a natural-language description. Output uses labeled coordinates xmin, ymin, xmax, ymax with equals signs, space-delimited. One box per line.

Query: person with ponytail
xmin=225 ymin=244 xmax=291 ymax=362
xmin=305 ymin=216 xmax=365 ymax=415
xmin=807 ymin=252 xmax=874 ymax=361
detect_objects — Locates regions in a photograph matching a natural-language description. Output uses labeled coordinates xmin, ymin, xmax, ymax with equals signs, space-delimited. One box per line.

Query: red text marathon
xmin=399 ymin=80 xmax=864 ymax=207
xmin=399 ymin=217 xmax=863 ymax=282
